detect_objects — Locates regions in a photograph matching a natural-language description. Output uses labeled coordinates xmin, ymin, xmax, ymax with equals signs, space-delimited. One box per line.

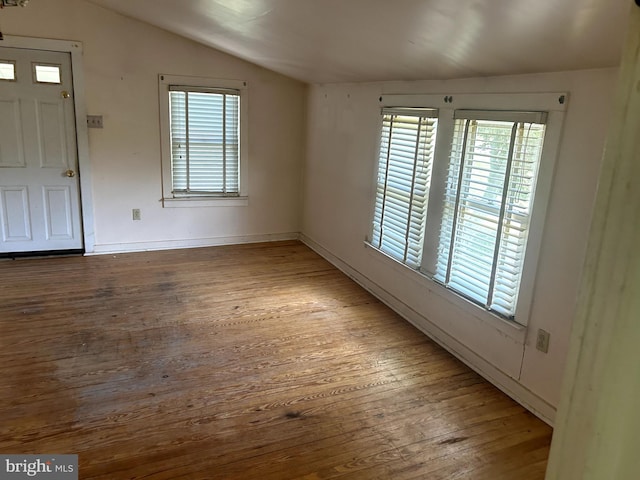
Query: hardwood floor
xmin=0 ymin=241 xmax=552 ymax=479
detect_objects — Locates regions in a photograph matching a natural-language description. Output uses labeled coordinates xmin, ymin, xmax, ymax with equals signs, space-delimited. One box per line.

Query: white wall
xmin=3 ymin=0 xmax=306 ymax=253
xmin=301 ymin=69 xmax=617 ymax=422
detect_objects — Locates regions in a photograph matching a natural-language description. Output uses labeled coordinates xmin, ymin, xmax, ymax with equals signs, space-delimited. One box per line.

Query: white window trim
xmin=367 ymin=92 xmax=567 ymax=329
xmin=159 ymin=74 xmax=249 ymax=207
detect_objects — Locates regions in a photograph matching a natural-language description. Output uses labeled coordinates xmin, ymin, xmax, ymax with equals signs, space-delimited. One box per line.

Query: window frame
xmin=371 ymin=107 xmax=439 ymax=269
xmin=159 ymin=74 xmax=248 ymax=207
xmin=368 ymin=92 xmax=567 ymax=328
xmin=32 ymin=62 xmax=62 ymax=84
xmin=0 ymin=60 xmax=17 ymax=82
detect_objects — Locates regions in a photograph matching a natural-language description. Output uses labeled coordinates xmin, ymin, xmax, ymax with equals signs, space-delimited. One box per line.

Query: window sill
xmin=162 ymin=196 xmax=249 ymax=208
xmin=364 ymin=241 xmax=527 ymax=344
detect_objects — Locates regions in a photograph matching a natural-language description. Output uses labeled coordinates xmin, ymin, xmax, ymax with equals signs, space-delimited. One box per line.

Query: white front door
xmin=0 ymin=47 xmax=82 ymax=253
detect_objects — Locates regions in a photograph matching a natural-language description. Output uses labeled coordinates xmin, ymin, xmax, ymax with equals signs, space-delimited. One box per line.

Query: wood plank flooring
xmin=0 ymin=241 xmax=552 ymax=479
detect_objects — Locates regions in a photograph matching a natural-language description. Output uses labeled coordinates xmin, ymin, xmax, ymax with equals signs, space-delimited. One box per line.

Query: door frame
xmin=1 ymin=35 xmax=95 ymax=253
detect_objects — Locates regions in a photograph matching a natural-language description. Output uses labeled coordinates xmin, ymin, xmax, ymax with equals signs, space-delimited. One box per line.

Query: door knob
xmin=65 ymin=169 xmax=75 ymax=178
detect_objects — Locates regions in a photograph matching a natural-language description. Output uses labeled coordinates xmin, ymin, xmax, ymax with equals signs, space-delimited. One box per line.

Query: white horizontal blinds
xmin=372 ymin=108 xmax=437 ymax=268
xmin=169 ymin=87 xmax=240 ymax=195
xmin=435 ymin=112 xmax=546 ymax=318
xmin=170 ymin=91 xmax=188 ymax=190
xmin=435 ymin=118 xmax=470 ymax=285
xmin=491 ymin=121 xmax=545 ymax=316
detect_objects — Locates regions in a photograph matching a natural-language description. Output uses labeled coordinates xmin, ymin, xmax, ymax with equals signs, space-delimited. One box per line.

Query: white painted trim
xmin=2 ymin=35 xmax=95 ymax=253
xmin=380 ymin=92 xmax=569 ymax=112
xmin=300 ymin=233 xmax=556 ymax=426
xmin=89 ymin=232 xmax=299 ymax=255
xmin=162 ymin=196 xmax=249 ymax=208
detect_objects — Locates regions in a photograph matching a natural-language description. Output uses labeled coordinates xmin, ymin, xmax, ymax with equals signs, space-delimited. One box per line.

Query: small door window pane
xmin=34 ymin=64 xmax=61 ymax=84
xmin=0 ymin=61 xmax=16 ymax=81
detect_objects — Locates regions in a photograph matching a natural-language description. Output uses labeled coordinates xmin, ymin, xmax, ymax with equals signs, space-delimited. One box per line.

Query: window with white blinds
xmin=371 ymin=108 xmax=438 ymax=268
xmin=434 ymin=112 xmax=546 ymax=318
xmin=369 ymin=93 xmax=564 ymax=326
xmin=159 ymin=74 xmax=247 ymax=204
xmin=169 ymin=87 xmax=240 ymax=195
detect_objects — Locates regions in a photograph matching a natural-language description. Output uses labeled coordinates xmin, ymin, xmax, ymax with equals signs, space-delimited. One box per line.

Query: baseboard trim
xmin=300 ymin=233 xmax=556 ymax=426
xmin=89 ymin=232 xmax=300 ymax=255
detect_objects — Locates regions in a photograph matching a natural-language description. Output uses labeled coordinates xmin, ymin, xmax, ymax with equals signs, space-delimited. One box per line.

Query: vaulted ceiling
xmin=87 ymin=0 xmax=629 ymax=84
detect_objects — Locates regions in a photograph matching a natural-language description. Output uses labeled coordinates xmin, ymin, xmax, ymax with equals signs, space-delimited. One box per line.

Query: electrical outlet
xmin=132 ymin=208 xmax=141 ymax=221
xmin=87 ymin=115 xmax=103 ymax=128
xmin=536 ymin=329 xmax=550 ymax=353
